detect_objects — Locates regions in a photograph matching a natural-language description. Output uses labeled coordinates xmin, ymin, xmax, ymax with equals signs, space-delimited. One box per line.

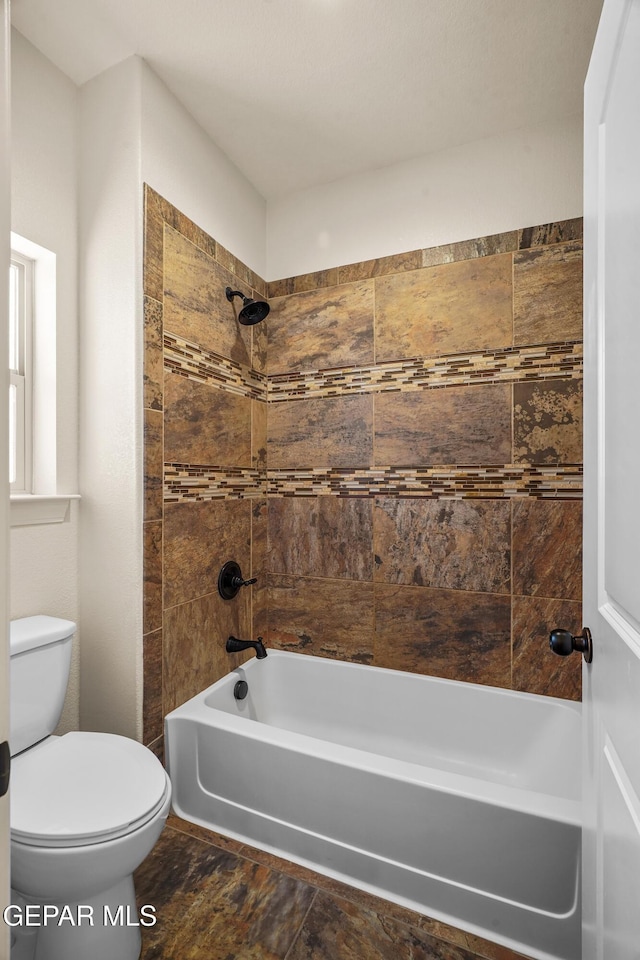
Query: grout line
xmin=510 ymin=498 xmax=514 ymax=690
xmin=509 ymin=380 xmax=514 ymax=690
xmin=282 ymin=889 xmax=318 ymax=960
xmin=371 ymin=276 xmax=377 ymax=470
xmin=511 ymin=250 xmax=515 ymax=347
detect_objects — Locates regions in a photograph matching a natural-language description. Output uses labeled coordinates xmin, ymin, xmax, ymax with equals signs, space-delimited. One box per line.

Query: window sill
xmin=10 ymin=494 xmax=80 ymax=528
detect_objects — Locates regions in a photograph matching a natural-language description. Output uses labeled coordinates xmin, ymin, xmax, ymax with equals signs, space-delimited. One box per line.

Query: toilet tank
xmin=9 ymin=616 xmax=75 ymax=757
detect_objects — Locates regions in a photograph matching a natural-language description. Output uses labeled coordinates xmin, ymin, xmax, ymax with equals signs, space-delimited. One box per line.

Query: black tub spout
xmin=226 ymin=635 xmax=267 ymax=659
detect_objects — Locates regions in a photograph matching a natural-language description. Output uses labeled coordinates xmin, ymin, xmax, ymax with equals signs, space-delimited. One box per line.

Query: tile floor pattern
xmin=135 ymin=816 xmax=535 ymax=960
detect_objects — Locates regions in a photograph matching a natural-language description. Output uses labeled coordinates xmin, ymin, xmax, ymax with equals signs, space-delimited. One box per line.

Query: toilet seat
xmin=11 ymin=731 xmax=169 ymax=848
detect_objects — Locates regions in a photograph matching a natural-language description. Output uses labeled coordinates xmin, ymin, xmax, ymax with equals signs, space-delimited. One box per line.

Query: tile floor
xmin=135 ymin=815 xmax=534 ymax=960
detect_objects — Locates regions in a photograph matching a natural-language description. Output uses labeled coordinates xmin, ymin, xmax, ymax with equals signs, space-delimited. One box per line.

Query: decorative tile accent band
xmin=165 ymin=463 xmax=266 ymax=501
xmin=164 ymin=463 xmax=582 ymax=502
xmin=267 ymin=464 xmax=583 ymax=499
xmin=164 ymin=333 xmax=267 ymax=400
xmin=164 ymin=334 xmax=582 ymax=404
xmin=268 ymin=341 xmax=582 ymax=402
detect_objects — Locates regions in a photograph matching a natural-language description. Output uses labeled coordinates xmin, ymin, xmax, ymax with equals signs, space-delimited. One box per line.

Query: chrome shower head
xmin=225 ymin=287 xmax=270 ymax=325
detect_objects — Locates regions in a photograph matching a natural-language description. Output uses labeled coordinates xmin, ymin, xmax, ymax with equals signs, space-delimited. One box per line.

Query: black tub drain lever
xmin=234 ymin=680 xmax=249 ymax=701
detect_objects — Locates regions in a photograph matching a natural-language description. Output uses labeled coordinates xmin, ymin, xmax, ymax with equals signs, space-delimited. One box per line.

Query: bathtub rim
xmin=194 ymin=647 xmax=582 ymax=719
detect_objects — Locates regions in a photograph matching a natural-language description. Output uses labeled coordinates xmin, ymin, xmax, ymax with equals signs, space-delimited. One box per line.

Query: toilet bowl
xmin=9 ymin=616 xmax=171 ymax=960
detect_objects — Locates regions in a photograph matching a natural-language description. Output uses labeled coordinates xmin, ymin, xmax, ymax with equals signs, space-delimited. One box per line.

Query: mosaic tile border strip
xmin=164 ymin=463 xmax=266 ymax=501
xmin=164 ymin=333 xmax=267 ymax=400
xmin=267 ymin=218 xmax=583 ymax=297
xmin=268 ymin=341 xmax=582 ymax=402
xmin=164 ymin=335 xmax=582 ymax=403
xmin=164 ymin=463 xmax=583 ymax=502
xmin=267 ymin=465 xmax=583 ymax=499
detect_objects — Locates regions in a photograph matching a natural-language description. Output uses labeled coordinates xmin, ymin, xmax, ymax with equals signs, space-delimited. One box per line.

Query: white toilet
xmin=9 ymin=616 xmax=171 ymax=960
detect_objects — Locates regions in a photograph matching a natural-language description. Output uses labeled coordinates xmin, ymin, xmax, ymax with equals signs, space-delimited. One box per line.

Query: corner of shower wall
xmin=143 ymin=194 xmax=584 ymax=738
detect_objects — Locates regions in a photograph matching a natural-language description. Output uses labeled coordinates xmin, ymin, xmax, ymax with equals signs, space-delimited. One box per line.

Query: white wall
xmin=266 ymin=114 xmax=584 ymax=279
xmin=141 ymin=63 xmax=266 ymax=279
xmin=78 ymin=55 xmax=143 ymax=738
xmin=10 ymin=29 xmax=80 ymax=734
xmin=78 ymin=55 xmax=267 ymax=739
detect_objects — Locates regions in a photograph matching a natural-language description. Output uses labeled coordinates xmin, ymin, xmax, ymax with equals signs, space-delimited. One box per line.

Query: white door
xmin=0 ymin=1 xmax=10 ymax=958
xmin=582 ymin=1 xmax=640 ymax=957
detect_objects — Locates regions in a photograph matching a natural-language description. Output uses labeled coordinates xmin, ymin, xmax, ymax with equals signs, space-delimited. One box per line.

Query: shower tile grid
xmin=374 ymin=253 xmax=513 ymax=362
xmin=373 ymin=497 xmax=510 ymax=595
xmin=163 ymin=497 xmax=254 ymax=610
xmin=513 ymin=243 xmax=583 ymax=347
xmin=144 ymin=410 xmax=164 ymax=521
xmin=514 ymin=378 xmax=583 ymax=465
xmin=164 ymin=371 xmax=252 ymax=467
xmin=144 ymin=295 xmax=163 ymax=411
xmin=136 ymin=815 xmax=535 ymax=960
xmin=161 ymin=220 xmax=258 ymax=365
xmin=160 ymin=336 xmax=583 ymax=502
xmin=267 ymin=279 xmax=375 ymax=374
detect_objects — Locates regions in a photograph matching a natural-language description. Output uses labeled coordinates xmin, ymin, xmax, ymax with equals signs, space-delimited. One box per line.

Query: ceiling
xmin=11 ymin=0 xmax=603 ymax=200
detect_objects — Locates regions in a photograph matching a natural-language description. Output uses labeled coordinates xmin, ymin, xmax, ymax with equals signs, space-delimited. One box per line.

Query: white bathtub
xmin=165 ymin=650 xmax=581 ymax=960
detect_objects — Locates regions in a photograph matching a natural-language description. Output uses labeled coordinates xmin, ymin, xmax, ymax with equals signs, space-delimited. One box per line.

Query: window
xmin=9 ymin=250 xmax=33 ymax=493
xmin=8 ymin=233 xmax=77 ymax=526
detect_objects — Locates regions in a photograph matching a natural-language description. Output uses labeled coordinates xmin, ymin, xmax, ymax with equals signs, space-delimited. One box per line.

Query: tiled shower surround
xmin=142 ymin=185 xmax=583 ymax=753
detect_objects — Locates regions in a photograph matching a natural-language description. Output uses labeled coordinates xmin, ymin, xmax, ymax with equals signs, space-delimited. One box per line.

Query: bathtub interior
xmin=203 ymin=652 xmax=581 ymax=801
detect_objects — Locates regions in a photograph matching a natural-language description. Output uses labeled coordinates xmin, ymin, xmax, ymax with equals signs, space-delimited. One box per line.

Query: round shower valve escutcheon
xmin=218 ymin=560 xmax=257 ymax=600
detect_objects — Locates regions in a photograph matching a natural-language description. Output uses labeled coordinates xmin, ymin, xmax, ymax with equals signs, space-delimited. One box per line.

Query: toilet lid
xmin=11 ymin=732 xmax=169 ymax=848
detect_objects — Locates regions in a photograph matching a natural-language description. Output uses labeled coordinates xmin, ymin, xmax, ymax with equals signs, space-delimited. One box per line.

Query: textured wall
xmin=142 ymin=186 xmax=267 ymax=751
xmin=143 ymin=191 xmax=583 ymax=752
xmin=264 ymin=220 xmax=583 ymax=701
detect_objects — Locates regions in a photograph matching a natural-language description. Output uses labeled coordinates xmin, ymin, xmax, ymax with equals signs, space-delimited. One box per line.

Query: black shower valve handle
xmin=232 ymin=574 xmax=257 ymax=589
xmin=218 ymin=560 xmax=257 ymax=600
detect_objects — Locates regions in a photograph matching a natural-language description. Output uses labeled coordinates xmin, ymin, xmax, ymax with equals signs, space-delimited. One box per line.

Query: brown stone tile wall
xmin=264 ymin=217 xmax=584 ymax=702
xmin=375 ymin=254 xmax=513 ymax=360
xmin=374 ymin=384 xmax=512 ymax=465
xmin=142 ymin=185 xmax=267 ymax=750
xmin=143 ymin=195 xmax=584 ymax=754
